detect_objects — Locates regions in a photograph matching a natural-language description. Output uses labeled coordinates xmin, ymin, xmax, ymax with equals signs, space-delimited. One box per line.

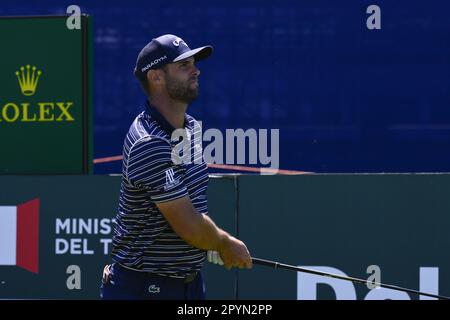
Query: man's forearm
xmin=156 ymin=196 xmax=234 ymax=252
xmin=180 ymin=213 xmax=231 ymax=251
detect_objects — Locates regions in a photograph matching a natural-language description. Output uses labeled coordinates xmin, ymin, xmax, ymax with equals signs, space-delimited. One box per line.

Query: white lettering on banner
xmin=417 ymin=267 xmax=439 ymax=301
xmin=100 ymin=238 xmax=112 ymax=255
xmin=55 ymin=218 xmax=114 ymax=234
xmin=297 ymin=267 xmax=356 ymax=300
xmin=55 ymin=238 xmax=112 ymax=255
xmin=297 ymin=266 xmax=440 ymax=300
xmin=55 ymin=238 xmax=68 ymax=254
xmin=364 ymin=287 xmax=409 ymax=300
xmin=55 ymin=218 xmax=114 ymax=255
xmin=55 ymin=239 xmax=94 ymax=255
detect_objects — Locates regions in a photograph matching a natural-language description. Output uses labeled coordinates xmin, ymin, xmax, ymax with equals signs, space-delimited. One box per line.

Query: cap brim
xmin=173 ymin=46 xmax=213 ymax=63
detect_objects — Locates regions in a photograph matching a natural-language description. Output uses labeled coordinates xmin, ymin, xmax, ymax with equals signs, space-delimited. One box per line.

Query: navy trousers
xmin=100 ymin=263 xmax=206 ymax=300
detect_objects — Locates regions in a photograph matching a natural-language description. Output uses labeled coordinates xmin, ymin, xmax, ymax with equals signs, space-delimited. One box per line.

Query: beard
xmin=165 ymin=74 xmax=199 ymax=104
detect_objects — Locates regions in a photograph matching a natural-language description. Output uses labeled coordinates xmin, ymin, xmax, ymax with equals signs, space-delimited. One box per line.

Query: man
xmin=100 ymin=34 xmax=252 ymax=300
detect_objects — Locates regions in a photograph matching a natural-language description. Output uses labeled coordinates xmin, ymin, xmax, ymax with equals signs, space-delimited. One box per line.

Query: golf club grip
xmin=252 ymin=257 xmax=278 ymax=268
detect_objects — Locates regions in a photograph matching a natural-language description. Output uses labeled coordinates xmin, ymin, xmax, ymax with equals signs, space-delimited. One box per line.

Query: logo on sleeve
xmin=164 ymin=168 xmax=181 ymax=191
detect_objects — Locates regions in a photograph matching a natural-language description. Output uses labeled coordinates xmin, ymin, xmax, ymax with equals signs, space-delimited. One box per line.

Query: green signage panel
xmin=0 ymin=176 xmax=118 ymax=299
xmin=0 ymin=16 xmax=92 ymax=174
xmin=203 ymin=175 xmax=238 ymax=299
xmin=1 ymin=174 xmax=449 ymax=299
xmin=0 ymin=175 xmax=237 ymax=299
xmin=238 ymin=174 xmax=450 ymax=300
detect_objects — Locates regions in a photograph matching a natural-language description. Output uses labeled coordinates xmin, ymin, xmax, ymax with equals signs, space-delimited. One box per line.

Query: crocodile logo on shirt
xmin=148 ymin=284 xmax=160 ymax=294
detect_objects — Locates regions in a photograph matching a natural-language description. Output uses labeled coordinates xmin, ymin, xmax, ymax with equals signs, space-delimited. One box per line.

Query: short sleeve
xmin=126 ymin=137 xmax=188 ymax=203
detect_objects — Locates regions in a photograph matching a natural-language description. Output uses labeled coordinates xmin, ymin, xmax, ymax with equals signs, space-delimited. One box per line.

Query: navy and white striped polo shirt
xmin=111 ymin=101 xmax=208 ymax=277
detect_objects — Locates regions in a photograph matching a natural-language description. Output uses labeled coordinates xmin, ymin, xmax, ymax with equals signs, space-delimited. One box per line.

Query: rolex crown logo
xmin=15 ymin=65 xmax=42 ymax=96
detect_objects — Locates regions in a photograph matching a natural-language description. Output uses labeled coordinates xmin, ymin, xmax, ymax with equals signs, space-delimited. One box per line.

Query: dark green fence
xmin=0 ymin=174 xmax=448 ymax=299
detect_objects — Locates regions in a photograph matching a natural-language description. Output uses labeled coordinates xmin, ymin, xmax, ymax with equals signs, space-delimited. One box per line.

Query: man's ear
xmin=147 ymin=70 xmax=157 ymax=82
xmin=148 ymin=69 xmax=164 ymax=83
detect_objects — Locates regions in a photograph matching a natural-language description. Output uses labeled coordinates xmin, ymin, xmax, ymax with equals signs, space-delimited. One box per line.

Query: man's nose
xmin=192 ymin=66 xmax=200 ymax=77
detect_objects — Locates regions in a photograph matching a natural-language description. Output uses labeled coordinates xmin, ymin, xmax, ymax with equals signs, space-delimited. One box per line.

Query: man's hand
xmin=207 ymin=250 xmax=224 ymax=265
xmin=102 ymin=264 xmax=113 ymax=284
xmin=218 ymin=236 xmax=253 ymax=270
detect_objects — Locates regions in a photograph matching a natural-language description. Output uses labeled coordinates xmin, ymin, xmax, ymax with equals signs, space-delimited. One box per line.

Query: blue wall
xmin=2 ymin=0 xmax=450 ymax=173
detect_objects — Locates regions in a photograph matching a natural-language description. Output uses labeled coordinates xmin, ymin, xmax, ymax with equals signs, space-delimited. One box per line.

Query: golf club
xmin=252 ymin=257 xmax=450 ymax=300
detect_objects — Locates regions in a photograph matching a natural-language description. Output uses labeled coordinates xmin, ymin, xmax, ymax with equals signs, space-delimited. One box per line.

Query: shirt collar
xmin=145 ymin=100 xmax=191 ymax=136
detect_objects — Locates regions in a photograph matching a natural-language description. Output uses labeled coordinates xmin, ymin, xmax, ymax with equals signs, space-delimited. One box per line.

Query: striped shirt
xmin=111 ymin=101 xmax=208 ymax=277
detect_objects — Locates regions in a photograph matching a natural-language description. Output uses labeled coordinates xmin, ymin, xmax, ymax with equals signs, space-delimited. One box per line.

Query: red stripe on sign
xmin=16 ymin=199 xmax=40 ymax=274
xmin=93 ymin=155 xmax=123 ymax=164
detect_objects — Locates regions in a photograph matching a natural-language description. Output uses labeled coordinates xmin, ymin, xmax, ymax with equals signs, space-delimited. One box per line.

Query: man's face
xmin=162 ymin=57 xmax=200 ymax=104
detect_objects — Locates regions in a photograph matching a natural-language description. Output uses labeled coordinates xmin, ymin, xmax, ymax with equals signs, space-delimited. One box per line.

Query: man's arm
xmin=157 ymin=196 xmax=252 ymax=269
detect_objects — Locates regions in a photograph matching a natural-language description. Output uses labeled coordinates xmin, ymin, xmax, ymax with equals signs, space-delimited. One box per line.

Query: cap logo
xmin=172 ymin=37 xmax=187 ymax=47
xmin=141 ymin=55 xmax=167 ymax=73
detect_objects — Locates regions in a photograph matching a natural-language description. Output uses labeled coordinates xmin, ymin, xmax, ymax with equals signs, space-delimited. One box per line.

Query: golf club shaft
xmin=252 ymin=257 xmax=450 ymax=300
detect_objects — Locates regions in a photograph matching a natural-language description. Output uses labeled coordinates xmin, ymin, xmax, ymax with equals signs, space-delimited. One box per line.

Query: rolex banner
xmin=0 ymin=16 xmax=92 ymax=174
